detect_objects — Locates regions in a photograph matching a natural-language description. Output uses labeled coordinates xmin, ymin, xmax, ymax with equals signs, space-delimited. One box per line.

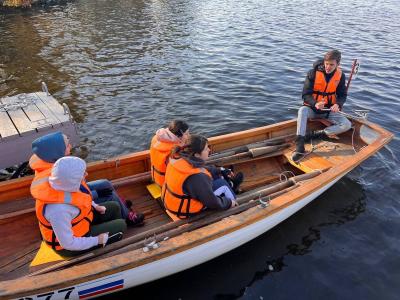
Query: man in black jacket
xmin=292 ymin=49 xmax=352 ymax=162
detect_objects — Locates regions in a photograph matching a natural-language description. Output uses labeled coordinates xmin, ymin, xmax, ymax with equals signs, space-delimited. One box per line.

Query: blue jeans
xmin=212 ymin=178 xmax=236 ymax=201
xmin=296 ymin=106 xmax=352 ymax=136
xmin=87 ymin=179 xmax=129 ymax=219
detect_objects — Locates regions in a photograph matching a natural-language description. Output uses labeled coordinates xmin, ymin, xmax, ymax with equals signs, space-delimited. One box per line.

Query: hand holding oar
xmin=321 ymin=59 xmax=366 ymax=121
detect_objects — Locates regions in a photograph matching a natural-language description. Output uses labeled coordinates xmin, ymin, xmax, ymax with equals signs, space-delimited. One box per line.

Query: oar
xmin=208 ymin=134 xmax=296 ymax=160
xmin=108 ymin=169 xmax=327 ymax=256
xmin=319 ymin=108 xmax=366 ymax=121
xmin=29 ymin=169 xmax=326 ymax=276
xmin=108 ymin=185 xmax=301 ymax=257
xmin=207 ymin=144 xmax=290 ymax=165
xmin=346 ymin=59 xmax=360 ymax=94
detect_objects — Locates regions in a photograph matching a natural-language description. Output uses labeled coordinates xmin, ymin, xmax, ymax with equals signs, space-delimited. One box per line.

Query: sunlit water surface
xmin=1 ymin=0 xmax=400 ymax=298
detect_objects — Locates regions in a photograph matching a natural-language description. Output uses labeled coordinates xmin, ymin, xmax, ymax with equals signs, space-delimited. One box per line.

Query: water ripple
xmin=1 ymin=0 xmax=400 ymax=298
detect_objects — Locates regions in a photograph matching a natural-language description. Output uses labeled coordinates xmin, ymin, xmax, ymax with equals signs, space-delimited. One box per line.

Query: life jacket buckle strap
xmin=152 ymin=166 xmax=166 ymax=176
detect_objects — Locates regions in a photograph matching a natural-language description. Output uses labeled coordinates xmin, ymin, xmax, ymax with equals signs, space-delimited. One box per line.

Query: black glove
xmin=97 ymin=188 xmax=113 ymax=198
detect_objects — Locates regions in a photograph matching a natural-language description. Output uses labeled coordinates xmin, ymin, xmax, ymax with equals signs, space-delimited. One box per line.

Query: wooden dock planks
xmin=0 ymin=92 xmax=78 ymax=169
xmin=1 ymin=95 xmax=36 ymax=136
xmin=0 ymin=110 xmax=19 ymax=139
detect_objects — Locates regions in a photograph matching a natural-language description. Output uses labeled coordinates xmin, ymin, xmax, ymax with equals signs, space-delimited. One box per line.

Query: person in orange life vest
xmin=29 ymin=131 xmax=72 ymax=175
xmin=29 ymin=132 xmax=144 ymax=226
xmin=292 ymin=50 xmax=352 ymax=162
xmin=31 ymin=156 xmax=127 ymax=256
xmin=162 ymin=134 xmax=239 ymax=219
xmin=150 ymin=120 xmax=190 ymax=187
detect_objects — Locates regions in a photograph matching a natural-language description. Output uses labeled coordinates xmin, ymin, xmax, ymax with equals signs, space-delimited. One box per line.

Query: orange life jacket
xmin=150 ymin=135 xmax=178 ymax=187
xmin=161 ymin=158 xmax=211 ymax=219
xmin=29 ymin=154 xmax=54 ymax=175
xmin=31 ymin=168 xmax=93 ymax=250
xmin=311 ymin=67 xmax=342 ymax=107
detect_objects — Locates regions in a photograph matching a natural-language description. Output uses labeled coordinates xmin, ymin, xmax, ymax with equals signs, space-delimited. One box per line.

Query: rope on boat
xmin=279 ymin=170 xmax=296 ymax=182
xmin=350 ymin=126 xmax=357 ymax=154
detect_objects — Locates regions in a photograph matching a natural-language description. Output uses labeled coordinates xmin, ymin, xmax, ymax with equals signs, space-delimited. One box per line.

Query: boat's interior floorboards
xmin=284 ymin=129 xmax=365 ymax=172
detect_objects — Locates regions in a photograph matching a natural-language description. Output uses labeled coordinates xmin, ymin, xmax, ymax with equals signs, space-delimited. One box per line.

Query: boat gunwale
xmin=0 ymin=119 xmax=394 ymax=298
xmin=0 ymin=120 xmax=296 ymax=206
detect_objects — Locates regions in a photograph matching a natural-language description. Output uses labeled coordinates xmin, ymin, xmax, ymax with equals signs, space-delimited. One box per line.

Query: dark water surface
xmin=1 ymin=0 xmax=400 ymax=299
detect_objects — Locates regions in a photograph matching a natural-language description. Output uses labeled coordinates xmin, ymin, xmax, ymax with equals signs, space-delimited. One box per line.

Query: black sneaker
xmin=126 ymin=211 xmax=145 ymax=227
xmin=291 ymin=135 xmax=306 ymax=163
xmin=291 ymin=151 xmax=306 ymax=163
xmin=231 ymin=172 xmax=244 ymax=194
xmin=305 ymin=130 xmax=327 ymax=142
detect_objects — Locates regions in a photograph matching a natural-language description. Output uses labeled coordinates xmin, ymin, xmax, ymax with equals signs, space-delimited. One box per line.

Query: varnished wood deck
xmin=284 ymin=124 xmax=368 ymax=173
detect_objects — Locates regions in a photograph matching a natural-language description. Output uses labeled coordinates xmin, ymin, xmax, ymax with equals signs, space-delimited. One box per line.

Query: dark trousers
xmin=88 ymin=179 xmax=130 ymax=219
xmin=57 ymin=202 xmax=127 ymax=257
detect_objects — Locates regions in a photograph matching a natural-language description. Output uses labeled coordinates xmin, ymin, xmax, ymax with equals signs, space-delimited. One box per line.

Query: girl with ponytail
xmin=162 ymin=134 xmax=239 ymax=219
xmin=150 ymin=120 xmax=190 ymax=187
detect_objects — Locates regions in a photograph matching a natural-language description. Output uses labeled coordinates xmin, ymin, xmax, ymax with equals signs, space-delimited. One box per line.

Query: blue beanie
xmin=32 ymin=132 xmax=66 ymax=163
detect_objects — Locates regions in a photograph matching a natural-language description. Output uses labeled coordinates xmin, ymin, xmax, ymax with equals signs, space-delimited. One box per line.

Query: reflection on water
xmin=1 ymin=0 xmax=400 ymax=298
xmin=0 ymin=13 xmax=68 ymax=95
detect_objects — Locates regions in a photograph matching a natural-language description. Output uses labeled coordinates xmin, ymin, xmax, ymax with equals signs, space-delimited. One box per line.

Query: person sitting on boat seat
xmin=29 ymin=131 xmax=144 ymax=227
xmin=29 ymin=131 xmax=72 ymax=174
xmin=291 ymin=49 xmax=352 ymax=163
xmin=162 ymin=134 xmax=239 ymax=219
xmin=150 ymin=119 xmax=190 ymax=187
xmin=31 ymin=156 xmax=127 ymax=256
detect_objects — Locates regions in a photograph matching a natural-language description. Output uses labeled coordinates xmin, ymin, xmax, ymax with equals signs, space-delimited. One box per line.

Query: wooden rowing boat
xmin=0 ymin=117 xmax=393 ymax=299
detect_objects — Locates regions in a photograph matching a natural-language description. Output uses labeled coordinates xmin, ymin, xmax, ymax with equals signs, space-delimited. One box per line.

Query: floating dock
xmin=0 ymin=86 xmax=78 ymax=169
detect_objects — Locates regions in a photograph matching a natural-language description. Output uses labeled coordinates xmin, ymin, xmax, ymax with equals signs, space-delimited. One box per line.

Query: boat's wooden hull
xmin=0 ymin=118 xmax=393 ymax=300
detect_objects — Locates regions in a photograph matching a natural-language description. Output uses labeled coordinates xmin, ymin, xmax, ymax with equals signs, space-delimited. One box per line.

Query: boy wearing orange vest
xmin=29 ymin=132 xmax=144 ymax=226
xmin=292 ymin=50 xmax=351 ymax=162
